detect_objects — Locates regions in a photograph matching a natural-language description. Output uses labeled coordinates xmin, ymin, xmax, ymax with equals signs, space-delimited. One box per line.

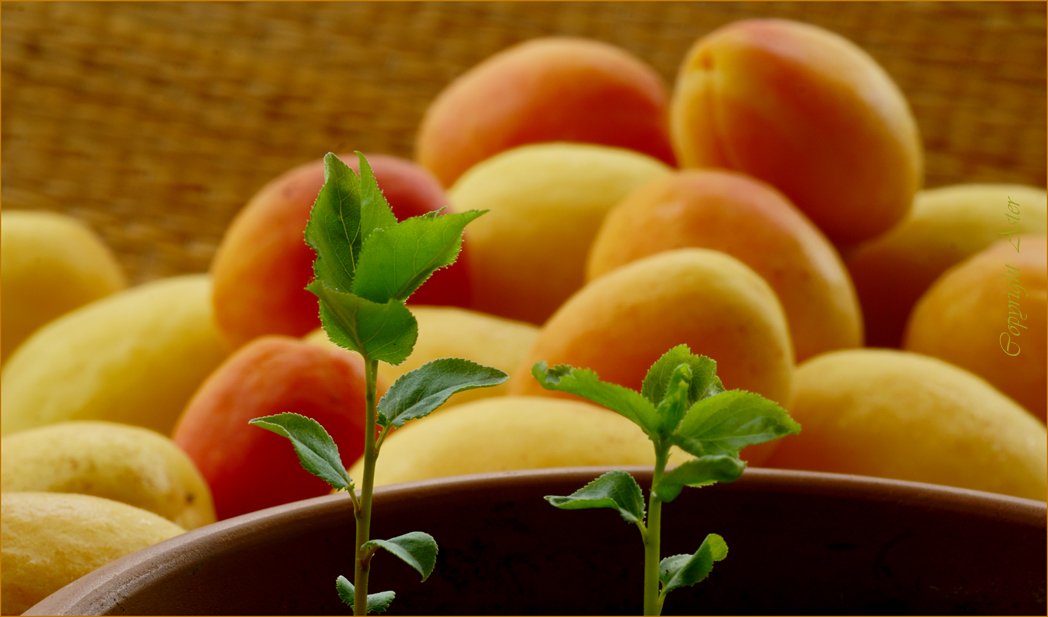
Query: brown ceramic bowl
xmin=26 ymin=468 xmax=1046 ymax=615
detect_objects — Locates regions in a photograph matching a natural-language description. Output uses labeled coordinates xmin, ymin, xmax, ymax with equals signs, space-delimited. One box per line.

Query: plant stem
xmin=353 ymin=357 xmax=381 ymax=616
xmin=643 ymin=447 xmax=669 ymax=616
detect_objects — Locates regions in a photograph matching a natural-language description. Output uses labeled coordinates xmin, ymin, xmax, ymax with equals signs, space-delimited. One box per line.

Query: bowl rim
xmin=25 ymin=467 xmax=1047 ymax=615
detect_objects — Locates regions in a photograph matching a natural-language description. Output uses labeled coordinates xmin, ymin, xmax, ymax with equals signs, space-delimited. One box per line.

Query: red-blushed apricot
xmin=172 ymin=336 xmax=380 ymax=519
xmin=670 ymin=19 xmax=922 ymax=245
xmin=210 ymin=153 xmax=469 ymax=348
xmin=416 ymin=36 xmax=676 ymax=188
xmin=588 ymin=169 xmax=862 ymax=361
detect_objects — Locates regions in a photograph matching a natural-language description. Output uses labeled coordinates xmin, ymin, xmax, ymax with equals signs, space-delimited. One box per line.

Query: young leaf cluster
xmin=250 ymin=153 xmax=506 ymax=615
xmin=534 ymin=344 xmax=799 ymax=615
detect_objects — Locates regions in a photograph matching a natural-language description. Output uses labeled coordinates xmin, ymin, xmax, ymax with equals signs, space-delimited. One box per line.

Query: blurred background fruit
xmin=1 ymin=421 xmax=215 ymax=529
xmin=763 ymin=349 xmax=1047 ymax=501
xmin=1 ymin=492 xmax=185 ymax=615
xmin=172 ymin=336 xmax=375 ymax=520
xmin=588 ymin=169 xmax=862 ymax=361
xmin=1 ymin=274 xmax=231 ymax=436
xmin=510 ymin=248 xmax=795 ymax=450
xmin=416 ymin=36 xmax=676 ymax=187
xmin=210 ymin=153 xmax=469 ymax=348
xmin=846 ymin=184 xmax=1047 ymax=348
xmin=306 ymin=306 xmax=539 ymax=407
xmin=669 ymin=18 xmax=923 ymax=246
xmin=903 ymin=236 xmax=1047 ymax=422
xmin=1 ymin=210 xmax=127 ymax=362
xmin=447 ymin=142 xmax=671 ymax=324
xmin=349 ymin=396 xmax=668 ymax=487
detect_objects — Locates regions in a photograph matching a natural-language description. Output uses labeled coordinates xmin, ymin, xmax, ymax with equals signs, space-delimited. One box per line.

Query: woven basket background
xmin=3 ymin=2 xmax=1045 ymax=284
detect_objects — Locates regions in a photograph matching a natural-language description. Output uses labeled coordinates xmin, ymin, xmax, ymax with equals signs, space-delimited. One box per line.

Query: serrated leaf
xmin=355 ymin=153 xmax=399 ymax=243
xmin=655 ymin=455 xmax=746 ymax=502
xmin=305 ymin=153 xmax=364 ymax=293
xmin=672 ymin=390 xmax=800 ymax=458
xmin=309 ymin=280 xmax=418 ymax=365
xmin=654 ymin=363 xmax=693 ymax=437
xmin=336 ymin=577 xmax=395 ymax=614
xmin=248 ymin=413 xmax=352 ymax=492
xmin=544 ymin=470 xmax=646 ymax=525
xmin=362 ymin=531 xmax=438 ymax=581
xmin=660 ymin=533 xmax=728 ymax=595
xmin=531 ymin=362 xmax=660 ymax=438
xmin=378 ymin=358 xmax=507 ymax=428
xmin=353 ymin=209 xmax=485 ymax=303
xmin=641 ymin=345 xmax=723 ymax=408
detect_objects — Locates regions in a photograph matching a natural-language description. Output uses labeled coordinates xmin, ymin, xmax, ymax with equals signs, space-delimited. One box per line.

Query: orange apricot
xmin=416 ymin=36 xmax=675 ymax=187
xmin=172 ymin=336 xmax=378 ymax=519
xmin=670 ymin=18 xmax=922 ymax=245
xmin=588 ymin=169 xmax=862 ymax=361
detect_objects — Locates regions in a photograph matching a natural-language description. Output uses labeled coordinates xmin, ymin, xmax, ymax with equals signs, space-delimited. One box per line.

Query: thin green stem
xmin=353 ymin=357 xmax=381 ymax=616
xmin=643 ymin=446 xmax=670 ymax=616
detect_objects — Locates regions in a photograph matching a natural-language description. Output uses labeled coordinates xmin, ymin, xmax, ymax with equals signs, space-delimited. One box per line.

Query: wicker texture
xmin=2 ymin=2 xmax=1045 ymax=283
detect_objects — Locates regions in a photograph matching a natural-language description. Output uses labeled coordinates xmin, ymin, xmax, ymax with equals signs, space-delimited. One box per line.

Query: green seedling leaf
xmin=248 ymin=412 xmax=352 ymax=492
xmin=362 ymin=531 xmax=439 ymax=581
xmin=353 ymin=210 xmax=485 ymax=303
xmin=660 ymin=533 xmax=728 ymax=595
xmin=654 ymin=363 xmax=693 ymax=437
xmin=378 ymin=358 xmax=508 ymax=428
xmin=641 ymin=345 xmax=723 ymax=408
xmin=545 ymin=470 xmax=646 ymax=525
xmin=672 ymin=390 xmax=800 ymax=458
xmin=336 ymin=577 xmax=395 ymax=614
xmin=309 ymin=280 xmax=417 ymax=365
xmin=655 ymin=455 xmax=746 ymax=503
xmin=532 ymin=362 xmax=660 ymax=438
xmin=306 ymin=153 xmax=397 ymax=293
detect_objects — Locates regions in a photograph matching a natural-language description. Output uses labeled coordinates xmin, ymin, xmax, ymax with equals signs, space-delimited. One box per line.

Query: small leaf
xmin=544 ymin=470 xmax=645 ymax=525
xmin=336 ymin=577 xmax=396 ymax=614
xmin=362 ymin=531 xmax=439 ymax=581
xmin=248 ymin=413 xmax=352 ymax=492
xmin=353 ymin=209 xmax=485 ymax=303
xmin=378 ymin=358 xmax=507 ymax=428
xmin=305 ymin=153 xmax=363 ymax=293
xmin=660 ymin=533 xmax=728 ymax=594
xmin=641 ymin=345 xmax=723 ymax=408
xmin=672 ymin=390 xmax=800 ymax=458
xmin=309 ymin=280 xmax=418 ymax=364
xmin=355 ymin=153 xmax=399 ymax=244
xmin=335 ymin=576 xmax=355 ymax=608
xmin=655 ymin=455 xmax=746 ymax=502
xmin=531 ymin=362 xmax=660 ymax=438
xmin=654 ymin=363 xmax=693 ymax=437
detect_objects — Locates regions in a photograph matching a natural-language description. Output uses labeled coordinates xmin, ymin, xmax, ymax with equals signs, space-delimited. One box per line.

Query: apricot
xmin=1 ymin=274 xmax=230 ymax=436
xmin=416 ymin=36 xmax=676 ymax=188
xmin=588 ymin=169 xmax=862 ymax=361
xmin=172 ymin=336 xmax=377 ymax=520
xmin=847 ymin=184 xmax=1047 ymax=347
xmin=349 ymin=396 xmax=663 ymax=487
xmin=670 ymin=18 xmax=922 ymax=245
xmin=211 ymin=153 xmax=468 ymax=348
xmin=447 ymin=143 xmax=671 ymax=324
xmin=306 ymin=305 xmax=538 ymax=408
xmin=763 ymin=349 xmax=1047 ymax=501
xmin=1 ymin=210 xmax=127 ymax=361
xmin=904 ymin=236 xmax=1046 ymax=422
xmin=510 ymin=248 xmax=793 ymax=463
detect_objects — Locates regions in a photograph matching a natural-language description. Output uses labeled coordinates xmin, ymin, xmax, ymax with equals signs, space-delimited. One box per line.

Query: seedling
xmin=533 ymin=346 xmax=800 ymax=616
xmin=250 ymin=153 xmax=506 ymax=615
